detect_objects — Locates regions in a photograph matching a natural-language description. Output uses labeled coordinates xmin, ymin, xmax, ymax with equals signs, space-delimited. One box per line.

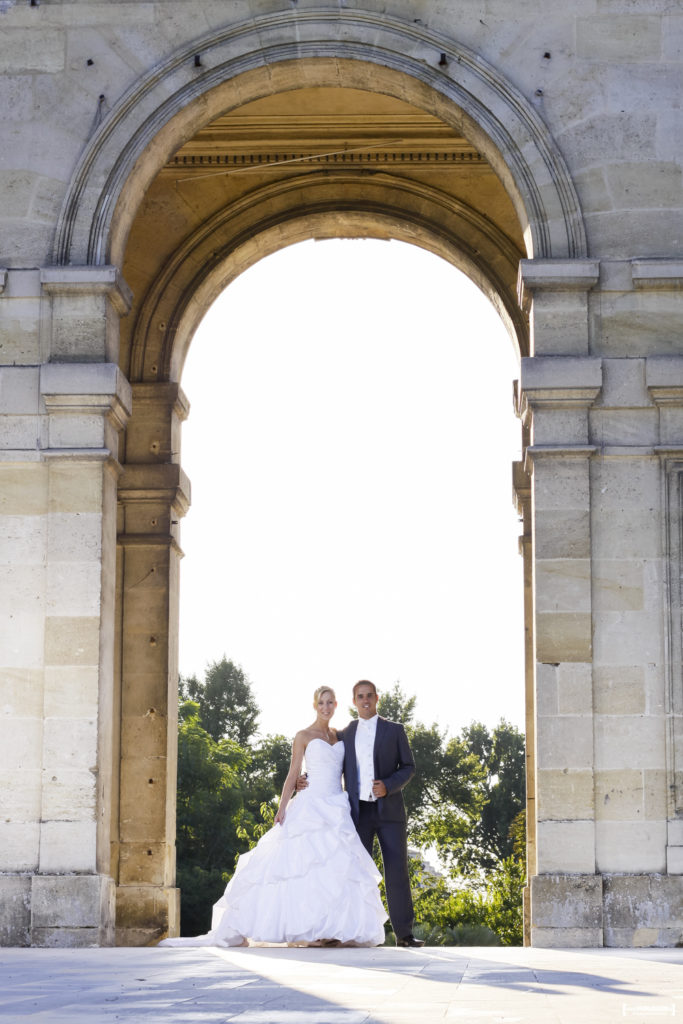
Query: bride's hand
xmin=294 ymin=773 xmax=308 ymax=792
xmin=274 ymin=807 xmax=286 ymax=825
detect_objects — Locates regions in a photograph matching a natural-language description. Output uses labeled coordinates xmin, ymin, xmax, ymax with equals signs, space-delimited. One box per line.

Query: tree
xmin=174 ymin=667 xmax=287 ymax=933
xmin=180 ymin=657 xmax=260 ymax=745
xmin=175 ymin=700 xmax=254 ymax=933
xmin=377 ymin=683 xmax=416 ymax=725
xmin=458 ymin=720 xmax=526 ymax=871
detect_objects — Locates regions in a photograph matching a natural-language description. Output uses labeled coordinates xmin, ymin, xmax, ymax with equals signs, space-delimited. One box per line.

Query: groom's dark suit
xmin=339 ymin=716 xmax=416 ymax=941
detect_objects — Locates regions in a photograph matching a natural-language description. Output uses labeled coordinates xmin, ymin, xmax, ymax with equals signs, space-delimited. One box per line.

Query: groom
xmin=301 ymin=679 xmax=423 ymax=947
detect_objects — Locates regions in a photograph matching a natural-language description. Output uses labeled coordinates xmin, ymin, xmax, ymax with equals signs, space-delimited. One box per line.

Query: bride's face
xmin=316 ymin=691 xmax=337 ymax=721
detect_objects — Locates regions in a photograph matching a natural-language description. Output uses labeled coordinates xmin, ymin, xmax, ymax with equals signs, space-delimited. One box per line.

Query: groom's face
xmin=353 ymin=685 xmax=379 ymax=720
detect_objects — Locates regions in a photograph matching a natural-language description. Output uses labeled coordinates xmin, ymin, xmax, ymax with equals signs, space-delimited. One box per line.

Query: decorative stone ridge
xmin=39 ymin=363 xmax=133 ymax=453
xmin=40 ymin=266 xmax=133 ymax=315
xmin=517 ymin=259 xmax=600 ymax=309
xmin=520 ymin=356 xmax=603 ymax=404
xmin=632 ymin=260 xmax=683 ymax=290
xmin=646 ymin=357 xmax=683 ymax=406
xmin=40 ymin=363 xmax=132 ymax=411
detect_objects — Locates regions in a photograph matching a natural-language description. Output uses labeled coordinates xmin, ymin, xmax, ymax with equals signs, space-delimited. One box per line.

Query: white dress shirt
xmin=355 ymin=713 xmax=378 ymax=801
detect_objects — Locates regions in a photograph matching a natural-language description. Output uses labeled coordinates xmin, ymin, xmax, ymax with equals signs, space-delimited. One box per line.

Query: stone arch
xmin=53 ymin=9 xmax=587 ymax=270
xmin=126 ymin=176 xmax=527 ymax=385
xmin=46 ymin=7 xmax=589 ymax=948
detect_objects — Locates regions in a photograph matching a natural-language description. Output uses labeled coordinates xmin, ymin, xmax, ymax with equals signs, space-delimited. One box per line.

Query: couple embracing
xmin=161 ymin=680 xmax=423 ymax=948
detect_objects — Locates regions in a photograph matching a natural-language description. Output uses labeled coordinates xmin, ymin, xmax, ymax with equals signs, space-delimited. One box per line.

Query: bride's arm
xmin=274 ymin=731 xmax=307 ymax=825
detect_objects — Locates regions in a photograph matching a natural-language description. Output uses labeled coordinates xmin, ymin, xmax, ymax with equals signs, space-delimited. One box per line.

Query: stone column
xmin=648 ymin=356 xmax=683 ymax=883
xmin=512 ymin=452 xmax=534 ymax=945
xmin=115 ymin=383 xmax=189 ymax=945
xmin=36 ymin=363 xmax=131 ymax=945
xmin=0 ymin=265 xmax=133 ymax=946
xmin=518 ymin=259 xmax=604 ymax=947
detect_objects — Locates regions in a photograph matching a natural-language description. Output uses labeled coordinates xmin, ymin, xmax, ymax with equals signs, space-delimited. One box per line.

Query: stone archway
xmin=53 ymin=13 xmax=585 ymax=269
xmin=13 ymin=5 xmax=678 ymax=950
xmin=92 ymin=22 xmax=578 ymax=939
xmin=99 ymin=25 xmax=583 ymax=940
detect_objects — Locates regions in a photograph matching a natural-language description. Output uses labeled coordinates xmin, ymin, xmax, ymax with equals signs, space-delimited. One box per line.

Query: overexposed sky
xmin=178 ymin=239 xmax=524 ymax=741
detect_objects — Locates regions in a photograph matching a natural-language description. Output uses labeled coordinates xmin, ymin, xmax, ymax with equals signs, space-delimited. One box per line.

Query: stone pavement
xmin=1 ymin=946 xmax=683 ymax=1024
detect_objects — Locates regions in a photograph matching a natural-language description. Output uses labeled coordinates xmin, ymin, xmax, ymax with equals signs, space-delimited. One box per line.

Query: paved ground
xmin=1 ymin=946 xmax=683 ymax=1023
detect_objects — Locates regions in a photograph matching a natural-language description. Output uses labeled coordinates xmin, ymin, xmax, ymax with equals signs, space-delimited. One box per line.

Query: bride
xmin=159 ymin=686 xmax=387 ymax=947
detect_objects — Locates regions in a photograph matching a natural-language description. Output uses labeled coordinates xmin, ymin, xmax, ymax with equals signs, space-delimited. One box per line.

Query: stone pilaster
xmin=512 ymin=454 xmax=534 ymax=946
xmin=0 ymin=352 xmax=131 ymax=946
xmin=520 ymin=342 xmax=604 ymax=946
xmin=35 ymin=362 xmax=131 ymax=946
xmin=114 ymin=383 xmax=189 ymax=945
xmin=647 ymin=357 xmax=683 ymax=878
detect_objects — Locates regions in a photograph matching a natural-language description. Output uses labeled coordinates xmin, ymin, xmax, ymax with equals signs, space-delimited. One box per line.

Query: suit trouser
xmin=357 ymin=800 xmax=414 ymax=940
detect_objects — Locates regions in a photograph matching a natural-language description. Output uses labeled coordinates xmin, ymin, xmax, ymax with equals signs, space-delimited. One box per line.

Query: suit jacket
xmin=339 ymin=716 xmax=416 ymax=827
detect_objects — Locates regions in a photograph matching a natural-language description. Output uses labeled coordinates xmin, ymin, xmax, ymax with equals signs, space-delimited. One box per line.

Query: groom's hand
xmin=294 ymin=773 xmax=308 ymax=791
xmin=372 ymin=779 xmax=387 ymax=798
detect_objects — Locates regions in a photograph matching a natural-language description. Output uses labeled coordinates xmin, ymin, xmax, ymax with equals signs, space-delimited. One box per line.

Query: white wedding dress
xmin=160 ymin=739 xmax=387 ymax=947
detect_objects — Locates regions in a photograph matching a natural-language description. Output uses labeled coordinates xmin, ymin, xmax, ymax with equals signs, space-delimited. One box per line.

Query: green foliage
xmin=175 ymin=668 xmax=287 ymax=933
xmin=409 ymin=853 xmax=524 ymax=947
xmin=378 ymin=683 xmax=416 ymax=724
xmin=180 ymin=657 xmax=259 ymax=745
xmin=175 ymin=702 xmax=252 ymax=931
xmin=455 ymin=720 xmax=526 ymax=873
xmin=509 ymin=808 xmax=527 ymax=862
xmin=348 ymin=681 xmax=416 ymax=722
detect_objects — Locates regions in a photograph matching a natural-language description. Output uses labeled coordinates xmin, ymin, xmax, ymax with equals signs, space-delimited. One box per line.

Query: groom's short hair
xmin=353 ymin=679 xmax=377 ymax=697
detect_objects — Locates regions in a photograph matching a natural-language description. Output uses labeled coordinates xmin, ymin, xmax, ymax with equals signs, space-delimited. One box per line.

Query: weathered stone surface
xmin=115 ymin=885 xmax=179 ymax=947
xmin=604 ymin=875 xmax=683 ymax=947
xmin=530 ymin=873 xmax=603 ymax=946
xmin=31 ymin=874 xmax=113 ymax=928
xmin=0 ymin=876 xmax=30 ymax=947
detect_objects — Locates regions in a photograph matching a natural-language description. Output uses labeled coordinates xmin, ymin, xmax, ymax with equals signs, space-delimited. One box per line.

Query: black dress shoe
xmin=396 ymin=934 xmax=424 ymax=947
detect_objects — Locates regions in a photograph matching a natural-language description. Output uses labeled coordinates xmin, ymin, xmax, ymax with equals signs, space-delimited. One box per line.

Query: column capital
xmin=518 ymin=259 xmax=600 ymax=310
xmin=40 ymin=266 xmax=133 ymax=315
xmin=40 ymin=363 xmax=132 ymax=426
xmin=520 ymin=356 xmax=602 ymax=410
xmin=646 ymin=357 xmax=683 ymax=406
xmin=117 ymin=462 xmax=191 ymax=517
xmin=131 ymin=382 xmax=190 ymax=422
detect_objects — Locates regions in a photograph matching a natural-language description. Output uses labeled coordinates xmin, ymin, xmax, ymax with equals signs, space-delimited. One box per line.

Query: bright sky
xmin=178 ymin=238 xmax=524 ymax=741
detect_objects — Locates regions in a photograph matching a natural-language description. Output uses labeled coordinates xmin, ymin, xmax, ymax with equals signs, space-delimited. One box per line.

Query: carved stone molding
xmin=517 ymin=259 xmax=600 ymax=312
xmin=52 ymin=8 xmax=587 ymax=267
xmin=40 ymin=266 xmax=133 ymax=316
xmin=519 ymin=356 xmax=603 ymax=418
xmin=632 ymin=259 xmax=683 ymax=291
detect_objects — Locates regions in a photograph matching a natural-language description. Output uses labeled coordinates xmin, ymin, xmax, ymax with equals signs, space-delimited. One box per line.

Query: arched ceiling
xmin=120 ymin=85 xmax=527 ymax=380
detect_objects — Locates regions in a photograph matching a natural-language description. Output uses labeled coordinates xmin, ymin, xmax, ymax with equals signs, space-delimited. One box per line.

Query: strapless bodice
xmin=303 ymin=738 xmax=344 ymax=797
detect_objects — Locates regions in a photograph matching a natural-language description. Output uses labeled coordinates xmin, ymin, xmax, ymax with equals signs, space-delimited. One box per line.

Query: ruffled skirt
xmin=160 ymin=787 xmax=387 ymax=947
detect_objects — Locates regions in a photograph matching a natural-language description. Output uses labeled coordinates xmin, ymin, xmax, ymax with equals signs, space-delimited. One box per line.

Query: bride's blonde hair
xmin=313 ymin=685 xmax=336 ymax=706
